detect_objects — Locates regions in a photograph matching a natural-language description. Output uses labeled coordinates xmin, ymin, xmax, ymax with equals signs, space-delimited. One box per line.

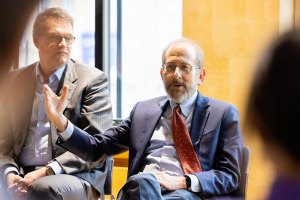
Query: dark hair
xmin=247 ymin=29 xmax=300 ymax=162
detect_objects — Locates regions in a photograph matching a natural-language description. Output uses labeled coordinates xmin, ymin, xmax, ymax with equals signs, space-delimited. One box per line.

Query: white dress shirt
xmin=141 ymin=92 xmax=200 ymax=192
xmin=60 ymin=92 xmax=201 ymax=192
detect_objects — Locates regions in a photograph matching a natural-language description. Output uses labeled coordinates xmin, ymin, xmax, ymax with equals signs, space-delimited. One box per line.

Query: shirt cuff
xmin=4 ymin=166 xmax=19 ymax=180
xmin=58 ymin=120 xmax=74 ymax=141
xmin=47 ymin=161 xmax=65 ymax=175
xmin=188 ymin=174 xmax=201 ymax=193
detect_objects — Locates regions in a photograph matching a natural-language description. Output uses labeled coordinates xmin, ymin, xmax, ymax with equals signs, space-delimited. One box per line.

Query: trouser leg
xmin=27 ymin=174 xmax=99 ymax=200
xmin=117 ymin=173 xmax=164 ymax=200
xmin=117 ymin=173 xmax=202 ymax=200
xmin=163 ymin=189 xmax=201 ymax=200
xmin=0 ymin=176 xmax=10 ymax=200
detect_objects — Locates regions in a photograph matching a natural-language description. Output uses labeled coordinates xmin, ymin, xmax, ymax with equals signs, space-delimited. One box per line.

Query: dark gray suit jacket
xmin=0 ymin=59 xmax=112 ymax=195
xmin=59 ymin=92 xmax=243 ymax=197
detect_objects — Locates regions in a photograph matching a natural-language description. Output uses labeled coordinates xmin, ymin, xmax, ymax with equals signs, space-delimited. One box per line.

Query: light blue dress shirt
xmin=5 ymin=63 xmax=66 ymax=177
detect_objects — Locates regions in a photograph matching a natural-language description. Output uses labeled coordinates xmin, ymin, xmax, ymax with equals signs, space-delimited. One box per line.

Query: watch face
xmin=46 ymin=166 xmax=54 ymax=176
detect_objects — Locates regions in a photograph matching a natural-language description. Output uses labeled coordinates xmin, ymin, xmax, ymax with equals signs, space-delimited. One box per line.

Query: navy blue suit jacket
xmin=59 ymin=92 xmax=243 ymax=197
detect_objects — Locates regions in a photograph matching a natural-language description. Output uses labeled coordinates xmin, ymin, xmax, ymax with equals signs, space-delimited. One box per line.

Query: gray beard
xmin=165 ymin=85 xmax=197 ymax=104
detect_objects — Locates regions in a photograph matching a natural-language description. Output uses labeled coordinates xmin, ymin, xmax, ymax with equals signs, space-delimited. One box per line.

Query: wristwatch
xmin=45 ymin=165 xmax=55 ymax=176
xmin=184 ymin=175 xmax=191 ymax=189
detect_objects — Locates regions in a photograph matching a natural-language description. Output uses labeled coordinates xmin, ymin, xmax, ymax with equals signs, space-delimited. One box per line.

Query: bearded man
xmin=44 ymin=38 xmax=243 ymax=200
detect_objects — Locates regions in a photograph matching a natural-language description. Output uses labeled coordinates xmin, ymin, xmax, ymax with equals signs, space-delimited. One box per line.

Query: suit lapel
xmin=11 ymin=64 xmax=36 ymax=154
xmin=129 ymin=98 xmax=169 ymax=175
xmin=138 ymin=98 xmax=168 ymax=150
xmin=190 ymin=92 xmax=210 ymax=151
xmin=56 ymin=60 xmax=78 ymax=108
xmin=51 ymin=60 xmax=78 ymax=151
xmin=139 ymin=94 xmax=209 ymax=148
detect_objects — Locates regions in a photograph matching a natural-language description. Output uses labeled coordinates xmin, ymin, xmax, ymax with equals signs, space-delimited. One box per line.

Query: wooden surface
xmin=113 ymin=151 xmax=129 ymax=167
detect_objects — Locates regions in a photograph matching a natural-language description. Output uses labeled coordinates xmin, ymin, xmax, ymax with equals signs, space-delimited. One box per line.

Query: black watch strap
xmin=184 ymin=175 xmax=191 ymax=189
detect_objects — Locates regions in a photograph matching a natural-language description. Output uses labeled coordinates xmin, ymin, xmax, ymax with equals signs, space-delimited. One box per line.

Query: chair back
xmin=103 ymin=118 xmax=123 ymax=200
xmin=104 ymin=157 xmax=115 ymax=199
xmin=232 ymin=146 xmax=250 ymax=197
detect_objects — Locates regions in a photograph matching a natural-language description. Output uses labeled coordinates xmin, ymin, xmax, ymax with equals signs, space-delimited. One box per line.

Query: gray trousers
xmin=117 ymin=173 xmax=201 ymax=200
xmin=27 ymin=174 xmax=99 ymax=200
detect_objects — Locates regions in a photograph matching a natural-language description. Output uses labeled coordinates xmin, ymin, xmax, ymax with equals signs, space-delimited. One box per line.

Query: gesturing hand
xmin=43 ymin=84 xmax=68 ymax=132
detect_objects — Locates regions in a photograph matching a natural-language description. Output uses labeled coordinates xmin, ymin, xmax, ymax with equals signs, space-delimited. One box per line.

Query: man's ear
xmin=160 ymin=67 xmax=163 ymax=80
xmin=33 ymin=35 xmax=39 ymax=48
xmin=198 ymin=68 xmax=206 ymax=85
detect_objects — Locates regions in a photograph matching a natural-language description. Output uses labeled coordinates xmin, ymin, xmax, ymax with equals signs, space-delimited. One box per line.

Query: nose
xmin=58 ymin=37 xmax=68 ymax=46
xmin=173 ymin=67 xmax=182 ymax=78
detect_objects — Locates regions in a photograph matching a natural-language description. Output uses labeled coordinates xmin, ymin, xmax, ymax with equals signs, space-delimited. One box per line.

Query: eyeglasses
xmin=46 ymin=33 xmax=75 ymax=45
xmin=163 ymin=62 xmax=194 ymax=75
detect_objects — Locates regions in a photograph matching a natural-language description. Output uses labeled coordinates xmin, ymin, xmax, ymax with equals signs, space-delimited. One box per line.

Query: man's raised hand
xmin=43 ymin=84 xmax=68 ymax=132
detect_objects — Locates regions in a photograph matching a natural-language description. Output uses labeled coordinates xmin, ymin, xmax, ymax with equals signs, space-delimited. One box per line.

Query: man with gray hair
xmin=0 ymin=7 xmax=112 ymax=200
xmin=44 ymin=38 xmax=243 ymax=199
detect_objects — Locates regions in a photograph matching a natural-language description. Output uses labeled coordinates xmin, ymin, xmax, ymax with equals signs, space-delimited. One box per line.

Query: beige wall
xmin=296 ymin=0 xmax=300 ymax=26
xmin=183 ymin=0 xmax=280 ymax=199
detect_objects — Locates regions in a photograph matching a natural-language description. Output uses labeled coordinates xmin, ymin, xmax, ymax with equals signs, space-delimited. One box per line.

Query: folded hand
xmin=153 ymin=172 xmax=186 ymax=191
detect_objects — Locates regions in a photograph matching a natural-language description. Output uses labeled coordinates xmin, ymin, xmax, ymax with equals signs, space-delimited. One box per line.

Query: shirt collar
xmin=36 ymin=62 xmax=66 ymax=84
xmin=169 ymin=92 xmax=198 ymax=118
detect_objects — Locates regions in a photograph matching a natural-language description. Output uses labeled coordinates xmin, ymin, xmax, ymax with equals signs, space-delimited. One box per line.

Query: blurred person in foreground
xmin=0 ymin=0 xmax=40 ymax=198
xmin=0 ymin=7 xmax=112 ymax=200
xmin=44 ymin=38 xmax=243 ymax=199
xmin=247 ymin=29 xmax=300 ymax=200
xmin=0 ymin=0 xmax=39 ymax=82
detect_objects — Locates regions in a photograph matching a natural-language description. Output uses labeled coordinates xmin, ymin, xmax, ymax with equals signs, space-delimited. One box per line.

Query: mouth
xmin=55 ymin=52 xmax=69 ymax=57
xmin=172 ymin=81 xmax=184 ymax=87
xmin=57 ymin=51 xmax=67 ymax=54
xmin=168 ymin=82 xmax=185 ymax=91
